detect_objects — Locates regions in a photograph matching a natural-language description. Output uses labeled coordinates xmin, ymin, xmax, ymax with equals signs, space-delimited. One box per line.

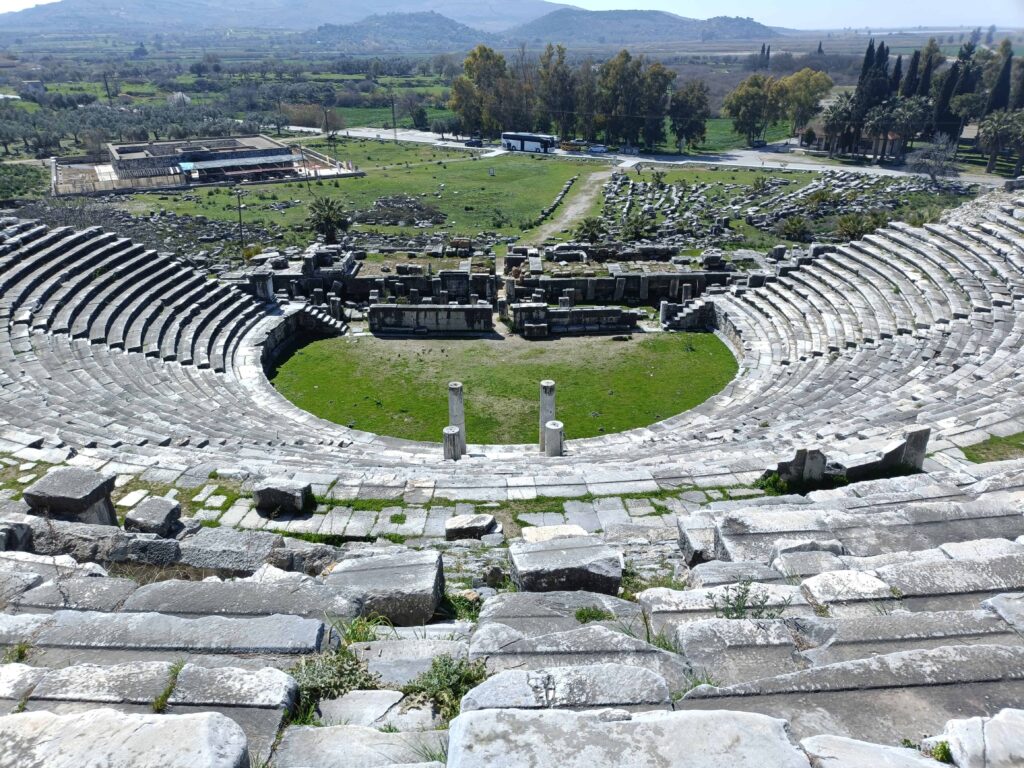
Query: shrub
xmin=774 ymin=215 xmax=811 ymax=242
xmin=709 ymin=579 xmax=791 ymax=619
xmin=289 ymin=647 xmax=380 ymax=707
xmin=401 ymin=655 xmax=488 ymax=725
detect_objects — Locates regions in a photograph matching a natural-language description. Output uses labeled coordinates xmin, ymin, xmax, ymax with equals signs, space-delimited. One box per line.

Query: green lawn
xmin=962 ymin=432 xmax=1024 ymax=464
xmin=693 ymin=119 xmax=792 ymax=153
xmin=126 ymin=144 xmax=599 ymax=239
xmin=270 ymin=332 xmax=737 ymax=444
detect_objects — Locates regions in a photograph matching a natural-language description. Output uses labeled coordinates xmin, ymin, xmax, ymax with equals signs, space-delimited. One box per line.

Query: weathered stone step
xmin=679 ymin=644 xmax=1024 ymax=744
xmin=461 ymin=662 xmax=671 ymax=713
xmin=0 ymin=610 xmax=334 ymax=668
xmin=446 ymin=708 xmax=813 ymax=768
xmin=121 ymin=579 xmax=360 ymax=621
xmin=470 ymin=622 xmax=692 ymax=690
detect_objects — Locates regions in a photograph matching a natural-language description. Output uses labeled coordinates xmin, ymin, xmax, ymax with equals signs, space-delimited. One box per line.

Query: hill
xmin=506 ymin=9 xmax=778 ymax=45
xmin=313 ymin=12 xmax=497 ymax=53
xmin=0 ymin=0 xmax=572 ymax=33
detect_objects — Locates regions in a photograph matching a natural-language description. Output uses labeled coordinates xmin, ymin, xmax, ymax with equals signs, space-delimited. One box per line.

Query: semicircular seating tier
xmin=2 ymin=191 xmax=1024 ymax=497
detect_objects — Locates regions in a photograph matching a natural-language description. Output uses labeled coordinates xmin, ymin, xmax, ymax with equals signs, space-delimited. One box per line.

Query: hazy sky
xmin=0 ymin=0 xmax=1021 ymax=27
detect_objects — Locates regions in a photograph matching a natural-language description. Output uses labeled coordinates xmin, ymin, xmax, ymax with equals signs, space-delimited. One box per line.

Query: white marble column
xmin=448 ymin=381 xmax=466 ymax=455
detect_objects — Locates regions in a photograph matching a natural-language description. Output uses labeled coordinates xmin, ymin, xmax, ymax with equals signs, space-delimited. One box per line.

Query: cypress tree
xmin=1013 ymin=60 xmax=1024 ymax=110
xmin=890 ymin=55 xmax=903 ymax=95
xmin=917 ymin=54 xmax=934 ymax=97
xmin=985 ymin=49 xmax=1013 ymax=115
xmin=817 ymin=41 xmax=824 ymax=55
xmin=901 ymin=50 xmax=921 ymax=97
xmin=766 ymin=45 xmax=771 ymax=68
xmin=933 ymin=62 xmax=961 ymax=138
xmin=874 ymin=41 xmax=889 ymax=74
xmin=859 ymin=40 xmax=876 ymax=84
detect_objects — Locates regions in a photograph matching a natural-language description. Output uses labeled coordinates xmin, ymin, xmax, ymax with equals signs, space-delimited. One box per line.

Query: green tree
xmin=574 ymin=216 xmax=606 ymax=243
xmin=668 ymin=80 xmax=711 ymax=152
xmin=574 ymin=58 xmax=599 ymax=141
xmin=779 ymin=68 xmax=833 ymax=134
xmin=538 ymin=44 xmax=575 ymax=139
xmin=900 ymin=50 xmax=921 ymax=98
xmin=722 ymin=74 xmax=784 ymax=146
xmin=308 ymin=196 xmax=350 ymax=245
xmin=985 ymin=46 xmax=1014 ymax=116
xmin=639 ymin=61 xmax=676 ymax=149
xmin=978 ymin=109 xmax=1017 ymax=172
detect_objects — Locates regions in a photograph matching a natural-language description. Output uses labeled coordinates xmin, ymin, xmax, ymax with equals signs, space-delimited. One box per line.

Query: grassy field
xmin=125 ymin=141 xmax=598 ymax=240
xmin=694 ymin=118 xmax=792 ymax=153
xmin=962 ymin=432 xmax=1024 ymax=464
xmin=270 ymin=332 xmax=738 ymax=444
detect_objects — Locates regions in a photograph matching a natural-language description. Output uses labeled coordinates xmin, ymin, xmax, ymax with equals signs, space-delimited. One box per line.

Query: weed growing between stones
xmin=672 ymin=669 xmax=721 ymax=700
xmin=710 ymin=579 xmax=791 ymax=619
xmin=411 ymin=739 xmax=450 ymax=764
xmin=289 ymin=648 xmax=381 ymax=715
xmin=439 ymin=590 xmax=482 ymax=621
xmin=619 ymin=565 xmax=688 ymax=601
xmin=1 ymin=641 xmax=32 ymax=664
xmin=335 ymin=615 xmax=395 ymax=645
xmin=574 ymin=606 xmax=615 ymax=624
xmin=401 ymin=655 xmax=488 ymax=726
xmin=929 ymin=741 xmax=954 ymax=764
xmin=151 ymin=659 xmax=185 ymax=713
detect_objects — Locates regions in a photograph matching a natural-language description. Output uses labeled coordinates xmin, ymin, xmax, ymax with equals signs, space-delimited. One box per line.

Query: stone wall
xmin=501 ymin=302 xmax=642 ymax=337
xmin=506 ymin=272 xmax=728 ymax=306
xmin=368 ymin=304 xmax=495 ymax=334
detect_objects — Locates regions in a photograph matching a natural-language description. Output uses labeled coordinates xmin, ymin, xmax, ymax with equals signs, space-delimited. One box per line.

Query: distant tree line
xmin=445 ymin=44 xmax=712 ymax=150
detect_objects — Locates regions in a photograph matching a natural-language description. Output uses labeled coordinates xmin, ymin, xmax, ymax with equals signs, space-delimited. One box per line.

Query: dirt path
xmin=527 ymin=169 xmax=611 ymax=244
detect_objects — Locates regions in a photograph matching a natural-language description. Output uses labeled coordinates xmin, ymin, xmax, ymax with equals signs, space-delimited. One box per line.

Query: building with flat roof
xmin=107 ymin=135 xmax=299 ymax=184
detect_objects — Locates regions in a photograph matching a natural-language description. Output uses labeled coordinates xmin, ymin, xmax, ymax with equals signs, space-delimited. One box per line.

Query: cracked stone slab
xmin=446 ymin=708 xmax=811 ymax=767
xmin=0 ymin=707 xmax=249 ymax=768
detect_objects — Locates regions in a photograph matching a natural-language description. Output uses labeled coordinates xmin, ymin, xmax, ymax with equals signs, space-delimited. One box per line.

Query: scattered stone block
xmin=253 ymin=479 xmax=315 ymax=516
xmin=177 ymin=527 xmax=285 ymax=575
xmin=22 ymin=468 xmax=117 ymax=526
xmin=445 ymin=514 xmax=496 ymax=540
xmin=522 ymin=524 xmax=588 ymax=543
xmin=509 ymin=538 xmax=622 ymax=594
xmin=124 ymin=497 xmax=181 ymax=538
xmin=477 ymin=590 xmax=643 ymax=635
xmin=325 ymin=550 xmax=444 ymax=626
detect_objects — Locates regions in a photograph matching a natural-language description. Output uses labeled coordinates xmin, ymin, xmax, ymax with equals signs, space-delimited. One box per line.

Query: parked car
xmin=464 ymin=139 xmax=483 ymax=147
xmin=588 ymin=144 xmax=608 ymax=154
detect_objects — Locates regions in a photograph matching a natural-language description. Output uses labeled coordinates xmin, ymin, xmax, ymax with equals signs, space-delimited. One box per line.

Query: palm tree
xmin=307 ymin=196 xmax=350 ymax=245
xmin=978 ymin=109 xmax=1016 ymax=173
xmin=822 ymin=92 xmax=853 ymax=158
xmin=574 ymin=216 xmax=606 ymax=243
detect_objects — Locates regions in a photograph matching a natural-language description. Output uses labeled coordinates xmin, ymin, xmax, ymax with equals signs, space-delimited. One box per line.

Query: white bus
xmin=501 ymin=132 xmax=558 ymax=153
